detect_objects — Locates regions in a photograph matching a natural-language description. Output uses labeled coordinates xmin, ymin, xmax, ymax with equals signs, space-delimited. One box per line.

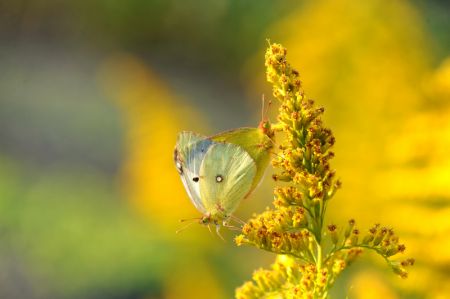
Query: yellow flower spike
xmin=236 ymin=42 xmax=413 ymax=298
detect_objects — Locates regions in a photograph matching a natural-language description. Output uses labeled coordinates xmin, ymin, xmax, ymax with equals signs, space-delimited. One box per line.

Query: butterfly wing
xmin=211 ymin=127 xmax=272 ymax=196
xmin=199 ymin=143 xmax=256 ymax=216
xmin=175 ymin=131 xmax=204 ymax=154
xmin=175 ymin=131 xmax=213 ymax=214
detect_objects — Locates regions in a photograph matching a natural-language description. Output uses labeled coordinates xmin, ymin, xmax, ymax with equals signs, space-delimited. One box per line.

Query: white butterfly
xmin=174 ymin=117 xmax=274 ymax=237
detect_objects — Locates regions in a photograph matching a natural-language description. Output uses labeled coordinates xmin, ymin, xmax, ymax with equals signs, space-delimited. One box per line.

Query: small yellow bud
xmin=235 ymin=235 xmax=247 ymax=246
xmin=373 ymin=227 xmax=388 ymax=246
xmin=327 ymin=224 xmax=339 ymax=245
xmin=344 ymin=219 xmax=355 ymax=239
xmin=349 ymin=229 xmax=359 ymax=246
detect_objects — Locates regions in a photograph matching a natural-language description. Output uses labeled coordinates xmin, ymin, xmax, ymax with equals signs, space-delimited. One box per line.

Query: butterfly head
xmin=177 ymin=214 xmax=224 ymax=234
xmin=200 ymin=210 xmax=229 ymax=226
xmin=258 ymin=119 xmax=274 ymax=139
xmin=200 ymin=215 xmax=214 ymax=225
xmin=259 ymin=96 xmax=275 ymax=139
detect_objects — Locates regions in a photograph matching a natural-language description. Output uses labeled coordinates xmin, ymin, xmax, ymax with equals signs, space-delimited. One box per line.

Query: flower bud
xmin=327 ymin=224 xmax=339 ymax=245
xmin=344 ymin=219 xmax=355 ymax=239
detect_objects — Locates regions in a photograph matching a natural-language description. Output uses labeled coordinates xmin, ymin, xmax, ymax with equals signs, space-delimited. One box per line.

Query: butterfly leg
xmin=215 ymin=224 xmax=225 ymax=241
xmin=229 ymin=215 xmax=246 ymax=226
xmin=207 ymin=224 xmax=213 ymax=235
xmin=222 ymin=217 xmax=243 ymax=231
xmin=222 ymin=223 xmax=242 ymax=231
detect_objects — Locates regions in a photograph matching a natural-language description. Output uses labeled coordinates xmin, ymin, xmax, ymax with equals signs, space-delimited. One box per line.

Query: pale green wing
xmin=174 ymin=131 xmax=212 ymax=214
xmin=211 ymin=127 xmax=272 ymax=194
xmin=176 ymin=131 xmax=204 ymax=155
xmin=199 ymin=143 xmax=256 ymax=216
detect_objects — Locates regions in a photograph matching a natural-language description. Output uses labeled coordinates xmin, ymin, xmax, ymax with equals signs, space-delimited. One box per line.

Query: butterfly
xmin=174 ymin=119 xmax=274 ymax=237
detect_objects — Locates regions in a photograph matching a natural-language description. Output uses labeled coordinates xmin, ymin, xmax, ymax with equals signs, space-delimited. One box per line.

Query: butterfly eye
xmin=215 ymin=175 xmax=223 ymax=183
xmin=193 ymin=177 xmax=199 ymax=182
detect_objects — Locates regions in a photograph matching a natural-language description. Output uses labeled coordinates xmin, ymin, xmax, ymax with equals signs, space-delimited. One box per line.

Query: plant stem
xmin=317 ymin=241 xmax=323 ymax=271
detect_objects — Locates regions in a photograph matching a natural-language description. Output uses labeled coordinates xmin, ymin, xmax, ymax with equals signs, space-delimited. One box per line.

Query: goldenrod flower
xmin=235 ymin=42 xmax=413 ymax=298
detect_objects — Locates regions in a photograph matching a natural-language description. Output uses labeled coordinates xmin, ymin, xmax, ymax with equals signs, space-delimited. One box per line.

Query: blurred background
xmin=0 ymin=0 xmax=449 ymax=298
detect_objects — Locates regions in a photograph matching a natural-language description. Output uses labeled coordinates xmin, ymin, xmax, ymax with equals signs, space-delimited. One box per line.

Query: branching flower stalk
xmin=235 ymin=43 xmax=414 ymax=298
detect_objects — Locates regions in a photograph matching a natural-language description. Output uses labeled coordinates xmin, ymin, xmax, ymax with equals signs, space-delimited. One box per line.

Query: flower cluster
xmin=267 ymin=42 xmax=341 ymax=243
xmin=236 ymin=255 xmax=330 ymax=299
xmin=235 ymin=42 xmax=413 ymax=298
xmin=235 ymin=209 xmax=312 ymax=261
xmin=325 ymin=220 xmax=415 ymax=279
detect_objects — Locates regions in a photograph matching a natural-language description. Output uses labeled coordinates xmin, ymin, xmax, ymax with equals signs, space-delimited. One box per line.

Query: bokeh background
xmin=0 ymin=0 xmax=449 ymax=298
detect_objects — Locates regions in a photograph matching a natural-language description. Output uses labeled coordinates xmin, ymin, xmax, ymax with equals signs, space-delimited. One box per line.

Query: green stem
xmin=317 ymin=242 xmax=323 ymax=271
xmin=311 ymin=202 xmax=323 ymax=244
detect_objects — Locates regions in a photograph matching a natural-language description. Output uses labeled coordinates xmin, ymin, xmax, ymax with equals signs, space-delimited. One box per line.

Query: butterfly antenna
xmin=261 ymin=94 xmax=272 ymax=122
xmin=180 ymin=217 xmax=201 ymax=223
xmin=264 ymin=100 xmax=272 ymax=121
xmin=261 ymin=94 xmax=265 ymax=122
xmin=176 ymin=220 xmax=197 ymax=234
